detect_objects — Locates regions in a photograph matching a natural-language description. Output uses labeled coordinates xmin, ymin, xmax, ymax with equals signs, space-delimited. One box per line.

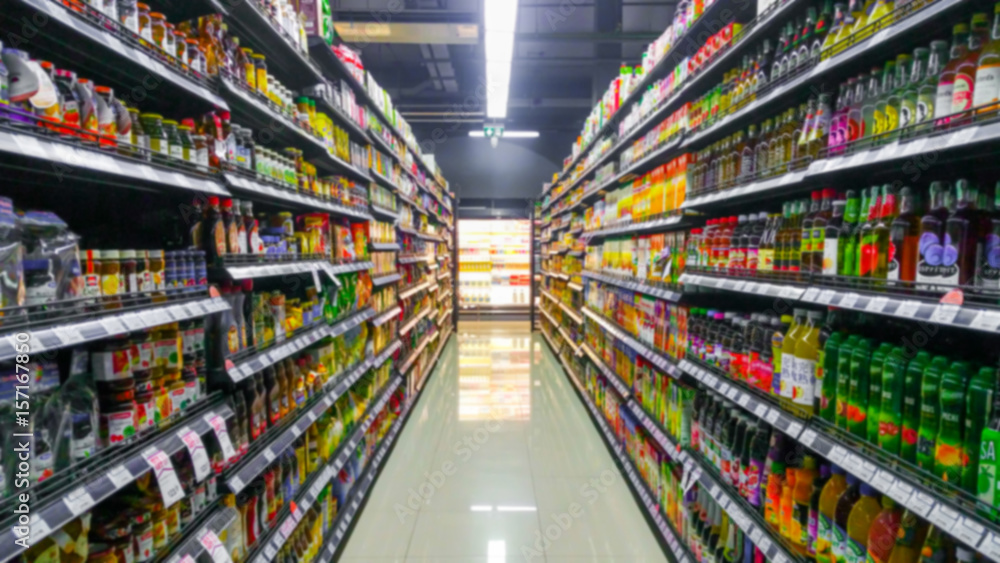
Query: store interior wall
xmin=420 ymin=131 xmax=578 ymax=201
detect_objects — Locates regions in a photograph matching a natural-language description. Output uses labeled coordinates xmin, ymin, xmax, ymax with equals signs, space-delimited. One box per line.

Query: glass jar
xmin=162 ymin=120 xmax=183 ymax=161
xmin=173 ymin=30 xmax=187 ymax=62
xmin=148 ymin=250 xmax=165 ymax=290
xmin=192 ymin=134 xmax=208 ymax=168
xmin=149 ymin=13 xmax=167 ymax=51
xmin=101 ymin=249 xmax=122 ymax=307
xmin=120 ymin=249 xmax=138 ymax=294
xmin=252 ymin=54 xmax=267 ymax=95
xmin=185 ymin=39 xmax=203 ymax=74
xmin=140 ymin=114 xmax=167 ymax=156
xmin=119 ymin=0 xmax=139 ymax=34
xmin=137 ymin=3 xmax=152 ymax=42
xmin=177 ymin=125 xmax=194 ymax=163
xmin=164 ymin=22 xmax=176 ymax=56
xmin=134 ymin=250 xmax=148 ymax=293
xmin=239 ymin=128 xmax=255 ymax=170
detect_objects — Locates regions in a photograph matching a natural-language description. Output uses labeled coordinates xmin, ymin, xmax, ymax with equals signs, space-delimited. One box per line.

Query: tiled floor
xmin=340 ymin=321 xmax=667 ymax=562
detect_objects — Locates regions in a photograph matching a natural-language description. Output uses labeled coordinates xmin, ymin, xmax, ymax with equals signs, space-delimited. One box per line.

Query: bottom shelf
xmin=316 ymin=331 xmax=454 ymax=562
xmin=539 ymin=333 xmax=692 ymax=563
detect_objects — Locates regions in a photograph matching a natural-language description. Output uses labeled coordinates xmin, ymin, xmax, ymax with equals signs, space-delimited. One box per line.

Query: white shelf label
xmin=865 ymin=296 xmax=889 ymax=313
xmin=106 ymin=464 xmax=133 ymax=489
xmin=839 ymin=293 xmax=860 ymax=309
xmin=929 ymin=304 xmax=961 ymax=325
xmin=62 ymin=486 xmax=96 ymax=516
xmin=970 ymin=310 xmax=1000 ymax=332
xmin=895 ymin=300 xmax=923 ymax=318
xmin=143 ymin=447 xmax=184 ymax=508
xmin=817 ymin=290 xmax=836 ymax=304
xmin=204 ymin=413 xmax=237 ymax=461
xmin=179 ymin=426 xmax=212 ymax=482
xmin=871 ymin=470 xmax=896 ymax=493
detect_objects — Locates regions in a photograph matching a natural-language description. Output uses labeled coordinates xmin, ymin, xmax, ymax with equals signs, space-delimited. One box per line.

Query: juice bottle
xmin=858 ymin=186 xmax=882 ymax=278
xmin=901 ymin=49 xmax=928 ymax=129
xmin=836 ymin=335 xmax=861 ymax=430
xmin=962 ymin=366 xmax=995 ymax=494
xmin=809 ymin=463 xmax=831 ymax=557
xmin=818 ymin=465 xmax=848 ymax=563
xmin=917 ymin=526 xmax=954 ymax=563
xmin=974 ymin=3 xmax=1000 ymax=113
xmin=781 ymin=467 xmax=797 ymax=542
xmin=940 ymin=179 xmax=979 ymax=286
xmin=801 ymin=191 xmax=822 ymax=274
xmin=878 ymin=347 xmax=907 ymax=456
xmin=868 ymin=342 xmax=894 ymax=445
xmin=833 ymin=475 xmax=861 ymax=563
xmin=886 ymin=510 xmax=928 ymax=563
xmin=951 ymin=13 xmax=990 ymax=117
xmin=935 ymin=24 xmax=970 ymax=123
xmin=916 ymin=356 xmax=950 ymax=470
xmin=846 ymin=483 xmax=881 ymax=563
xmin=900 ymin=351 xmax=930 ymax=464
xmin=884 ymin=55 xmax=911 ymax=137
xmin=823 ymin=200 xmax=848 ymax=276
xmin=765 ymin=432 xmax=788 ymax=526
xmin=793 ymin=310 xmax=823 ymax=414
xmin=976 ymin=182 xmax=1000 ymax=288
xmin=888 ymin=187 xmax=921 ymax=282
xmin=918 ymin=41 xmax=949 ymax=124
xmin=874 ymin=184 xmax=898 ymax=280
xmin=818 ymin=309 xmax=844 ymax=420
xmin=934 ymin=361 xmax=972 ymax=484
xmin=839 ymin=190 xmax=862 ymax=277
xmin=793 ymin=456 xmax=818 ymax=553
xmin=873 ymin=61 xmax=896 ymax=136
xmin=780 ymin=310 xmax=806 ymax=406
xmin=916 ymin=181 xmax=952 ymax=287
xmin=773 ymin=313 xmax=795 ymax=399
xmin=866 ymin=497 xmax=902 ymax=563
xmin=812 ymin=189 xmax=836 ymax=274
xmin=202 ymin=195 xmax=226 ymax=263
xmin=747 ymin=419 xmax=770 ymax=509
xmin=847 ymin=338 xmax=874 ymax=438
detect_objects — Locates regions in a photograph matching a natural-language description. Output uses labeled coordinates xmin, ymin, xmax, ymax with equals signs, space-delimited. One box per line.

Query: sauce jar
xmin=192 ymin=134 xmax=209 ymax=168
xmin=252 ymin=54 xmax=268 ymax=95
xmin=173 ymin=30 xmax=187 ymax=63
xmin=147 ymin=250 xmax=165 ymax=291
xmin=149 ymin=13 xmax=167 ymax=51
xmin=134 ymin=251 xmax=149 ymax=293
xmin=86 ymin=543 xmax=118 ymax=563
xmin=100 ymin=249 xmax=122 ymax=307
xmin=119 ymin=0 xmax=139 ymax=34
xmin=164 ymin=23 xmax=176 ymax=57
xmin=162 ymin=119 xmax=183 ymax=161
xmin=131 ymin=510 xmax=153 ymax=563
xmin=127 ymin=107 xmax=148 ymax=158
xmin=177 ymin=125 xmax=194 ymax=163
xmin=185 ymin=39 xmax=204 ymax=74
xmin=137 ymin=3 xmax=152 ymax=43
xmin=140 ymin=114 xmax=167 ymax=156
xmin=120 ymin=250 xmax=138 ymax=294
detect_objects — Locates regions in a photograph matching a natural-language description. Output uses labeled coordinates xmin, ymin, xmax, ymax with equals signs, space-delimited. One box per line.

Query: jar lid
xmin=178 ymin=125 xmax=192 ymax=132
xmin=149 ymin=249 xmax=164 ymax=259
xmin=137 ymin=2 xmax=150 ymax=9
xmin=140 ymin=113 xmax=163 ymax=119
xmin=150 ymin=12 xmax=166 ymax=20
xmin=252 ymin=54 xmax=266 ymax=60
xmin=103 ymin=249 xmax=120 ymax=259
xmin=163 ymin=119 xmax=178 ymax=126
xmin=120 ymin=249 xmax=135 ymax=259
xmin=186 ymin=38 xmax=199 ymax=45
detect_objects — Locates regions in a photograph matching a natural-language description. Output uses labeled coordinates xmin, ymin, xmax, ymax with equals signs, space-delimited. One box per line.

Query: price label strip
xmin=178 ymin=426 xmax=212 ymax=482
xmin=143 ymin=447 xmax=185 ymax=508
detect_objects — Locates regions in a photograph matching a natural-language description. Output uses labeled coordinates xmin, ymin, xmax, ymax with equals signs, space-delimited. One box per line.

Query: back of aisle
xmin=538 ymin=0 xmax=1000 ymax=562
xmin=0 ymin=2 xmax=456 ymax=562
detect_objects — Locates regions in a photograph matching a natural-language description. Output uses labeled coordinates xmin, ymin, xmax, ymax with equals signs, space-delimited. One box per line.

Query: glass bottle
xmin=811 ymin=188 xmax=836 ymax=275
xmin=919 ymin=41 xmax=949 ymax=124
xmin=900 ymin=48 xmax=928 ymax=131
xmin=857 ymin=186 xmax=881 ymax=278
xmin=811 ymin=0 xmax=834 ymax=62
xmin=839 ymin=190 xmax=862 ymax=277
xmin=801 ymin=191 xmax=822 ymax=274
xmin=941 ymin=179 xmax=979 ymax=286
xmin=873 ymin=60 xmax=896 ymax=138
xmin=916 ymin=181 xmax=953 ymax=287
xmin=808 ymin=93 xmax=833 ymax=160
xmin=796 ymin=8 xmax=818 ymax=70
xmin=973 ymin=3 xmax=1000 ymax=113
xmin=887 ymin=187 xmax=921 ymax=283
xmin=885 ymin=54 xmax=912 ymax=139
xmin=822 ymin=198 xmax=847 ymax=276
xmin=951 ymin=12 xmax=991 ymax=117
xmin=873 ymin=184 xmax=898 ymax=280
xmin=936 ymin=24 xmax=971 ymax=123
xmin=861 ymin=67 xmax=883 ymax=139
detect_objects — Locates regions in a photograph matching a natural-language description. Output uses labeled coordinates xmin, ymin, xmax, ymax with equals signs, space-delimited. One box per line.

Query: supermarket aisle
xmin=340 ymin=321 xmax=666 ymax=562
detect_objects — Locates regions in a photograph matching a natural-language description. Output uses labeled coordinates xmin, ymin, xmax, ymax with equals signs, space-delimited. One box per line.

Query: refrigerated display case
xmin=458 ymin=219 xmax=531 ymax=310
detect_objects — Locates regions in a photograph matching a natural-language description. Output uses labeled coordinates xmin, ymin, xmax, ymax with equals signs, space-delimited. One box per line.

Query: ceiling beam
xmin=516 ymin=31 xmax=659 ymax=42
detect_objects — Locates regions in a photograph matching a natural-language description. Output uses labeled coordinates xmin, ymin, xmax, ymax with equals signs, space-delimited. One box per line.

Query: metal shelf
xmin=372 ymin=272 xmax=403 ymax=286
xmin=583 ymin=271 xmax=682 ymax=302
xmin=581 ymin=307 xmax=683 ymax=379
xmin=580 ymin=342 xmax=631 ymax=399
xmin=224 ymin=173 xmax=372 ymax=219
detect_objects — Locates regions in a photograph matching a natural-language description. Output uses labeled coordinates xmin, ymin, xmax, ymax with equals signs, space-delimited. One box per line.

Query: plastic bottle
xmin=867 ymin=342 xmax=894 ymax=445
xmin=963 ymin=366 xmax=996 ymax=493
xmin=809 ymin=464 xmax=831 ymax=557
xmin=866 ymin=496 xmax=902 ymax=563
xmin=847 ymin=338 xmax=874 ymax=438
xmin=935 ymin=361 xmax=972 ymax=484
xmin=764 ymin=433 xmax=787 ymax=527
xmin=793 ymin=455 xmax=818 ymax=553
xmin=878 ymin=347 xmax=907 ymax=456
xmin=846 ymin=483 xmax=881 ymax=563
xmin=818 ymin=309 xmax=844 ymax=421
xmin=885 ymin=510 xmax=928 ymax=563
xmin=917 ymin=356 xmax=950 ymax=470
xmin=917 ymin=526 xmax=953 ymax=563
xmin=780 ymin=310 xmax=806 ymax=405
xmin=818 ymin=465 xmax=848 ymax=563
xmin=746 ymin=420 xmax=769 ymax=508
xmin=836 ymin=335 xmax=860 ymax=430
xmin=773 ymin=314 xmax=795 ymax=399
xmin=899 ymin=351 xmax=930 ymax=464
xmin=793 ymin=310 xmax=823 ymax=414
xmin=781 ymin=467 xmax=798 ymax=543
xmin=833 ymin=475 xmax=861 ymax=563
xmin=858 ymin=186 xmax=882 ymax=278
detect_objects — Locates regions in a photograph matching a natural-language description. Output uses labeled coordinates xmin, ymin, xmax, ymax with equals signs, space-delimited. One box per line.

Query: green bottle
xmin=934 ymin=361 xmax=971 ymax=485
xmin=877 ymin=347 xmax=907 ymax=456
xmin=867 ymin=342 xmax=893 ymax=445
xmin=917 ymin=356 xmax=950 ymax=471
xmin=872 ymin=60 xmax=896 ymax=136
xmin=820 ymin=331 xmax=845 ymax=423
xmin=964 ymin=366 xmax=996 ymax=494
xmin=857 ymin=186 xmax=881 ymax=278
xmin=837 ymin=191 xmax=861 ymax=277
xmin=836 ymin=335 xmax=860 ymax=430
xmin=917 ymin=41 xmax=949 ymax=124
xmin=900 ymin=351 xmax=931 ymax=464
xmin=847 ymin=338 xmax=873 ymax=439
xmin=884 ymin=54 xmax=911 ymax=138
xmin=860 ymin=67 xmax=883 ymax=139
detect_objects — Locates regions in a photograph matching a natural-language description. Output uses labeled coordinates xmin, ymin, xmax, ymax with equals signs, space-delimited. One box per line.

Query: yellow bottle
xmin=791 ymin=310 xmax=823 ymax=416
xmin=779 ymin=309 xmax=806 ymax=408
xmin=844 ymin=483 xmax=881 ymax=563
xmin=780 ymin=468 xmax=797 ymax=540
xmin=817 ymin=465 xmax=848 ymax=563
xmin=792 ymin=456 xmax=818 ymax=554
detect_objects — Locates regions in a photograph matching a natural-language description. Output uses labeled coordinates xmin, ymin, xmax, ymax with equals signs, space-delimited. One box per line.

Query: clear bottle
xmin=973 ymin=3 xmax=1000 ymax=113
xmin=873 ymin=59 xmax=897 ymax=137
xmin=900 ymin=48 xmax=929 ymax=130
xmin=874 ymin=184 xmax=899 ymax=280
xmin=919 ymin=41 xmax=950 ymax=124
xmin=936 ymin=24 xmax=971 ymax=123
xmin=885 ymin=54 xmax=912 ymax=139
xmin=952 ymin=13 xmax=991 ymax=117
xmin=860 ymin=67 xmax=883 ymax=139
xmin=940 ymin=179 xmax=979 ymax=286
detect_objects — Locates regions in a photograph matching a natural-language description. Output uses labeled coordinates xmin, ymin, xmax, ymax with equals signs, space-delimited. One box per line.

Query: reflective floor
xmin=340 ymin=321 xmax=666 ymax=562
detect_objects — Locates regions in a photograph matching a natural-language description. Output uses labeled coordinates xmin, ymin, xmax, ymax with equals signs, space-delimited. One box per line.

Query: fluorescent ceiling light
xmin=469 ymin=131 xmax=539 ymax=138
xmin=470 ymin=505 xmax=494 ymax=511
xmin=484 ymin=0 xmax=518 ymax=119
xmin=496 ymin=505 xmax=537 ymax=512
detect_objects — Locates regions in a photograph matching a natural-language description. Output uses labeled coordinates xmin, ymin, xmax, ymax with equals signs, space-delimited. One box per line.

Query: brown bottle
xmin=274 ymin=360 xmax=291 ymax=417
xmin=283 ymin=358 xmax=298 ymax=412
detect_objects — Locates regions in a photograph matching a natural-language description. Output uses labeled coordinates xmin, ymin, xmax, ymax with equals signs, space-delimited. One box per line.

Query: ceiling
xmin=332 ymin=0 xmax=676 ymax=134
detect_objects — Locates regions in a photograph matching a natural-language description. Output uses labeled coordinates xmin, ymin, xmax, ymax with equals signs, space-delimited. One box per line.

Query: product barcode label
xmin=178 ymin=426 xmax=212 ymax=482
xmin=143 ymin=447 xmax=184 ymax=507
xmin=62 ymin=486 xmax=96 ymax=516
xmin=929 ymin=304 xmax=961 ymax=325
xmin=895 ymin=300 xmax=922 ymax=318
xmin=106 ymin=465 xmax=133 ymax=489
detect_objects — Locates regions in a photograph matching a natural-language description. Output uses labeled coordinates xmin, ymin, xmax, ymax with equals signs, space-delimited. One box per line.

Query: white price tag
xmin=179 ymin=427 xmax=212 ymax=482
xmin=106 ymin=464 xmax=133 ymax=489
xmin=871 ymin=470 xmax=896 ymax=493
xmin=119 ymin=313 xmax=147 ymax=331
xmin=99 ymin=316 xmax=128 ymax=335
xmin=895 ymin=300 xmax=923 ymax=318
xmin=199 ymin=530 xmax=233 ymax=563
xmin=802 ymin=287 xmax=820 ymax=302
xmin=927 ymin=504 xmax=958 ymax=532
xmin=204 ymin=413 xmax=237 ymax=461
xmin=839 ymin=293 xmax=860 ymax=309
xmin=970 ymin=310 xmax=1000 ymax=332
xmin=13 ymin=134 xmax=47 ymax=159
xmin=981 ymin=533 xmax=1000 ymax=562
xmin=29 ymin=514 xmax=52 ymax=544
xmin=142 ymin=447 xmax=184 ymax=508
xmin=953 ymin=517 xmax=985 ymax=547
xmin=948 ymin=126 xmax=979 ymax=147
xmin=929 ymin=304 xmax=960 ymax=325
xmin=887 ymin=480 xmax=915 ymax=506
xmin=737 ymin=394 xmax=750 ymax=408
xmin=907 ymin=491 xmax=935 ymax=517
xmin=865 ymin=296 xmax=889 ymax=313
xmin=62 ymin=486 xmax=96 ymax=516
xmin=53 ymin=325 xmax=85 ymax=346
xmin=785 ymin=421 xmax=802 ymax=438
xmin=764 ymin=408 xmax=781 ymax=425
xmin=754 ymin=403 xmax=768 ymax=418
xmin=817 ymin=290 xmax=836 ymax=304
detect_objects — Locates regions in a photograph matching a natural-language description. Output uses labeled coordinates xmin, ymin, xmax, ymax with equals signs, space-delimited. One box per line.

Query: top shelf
xmin=222 ymin=0 xmax=324 ymax=89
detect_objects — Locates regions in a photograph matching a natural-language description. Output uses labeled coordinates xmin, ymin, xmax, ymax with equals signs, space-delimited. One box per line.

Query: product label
xmin=885 ymin=105 xmax=899 ymax=133
xmin=951 ymin=75 xmax=975 ymax=113
xmin=935 ymin=83 xmax=955 ymax=119
xmin=100 ymin=410 xmax=136 ymax=447
xmin=169 ymin=144 xmax=184 ymax=161
xmin=977 ymin=238 xmax=1000 ymax=288
xmin=847 ymin=536 xmax=868 ymax=563
xmin=832 ymin=523 xmax=848 ymax=563
xmin=978 ymin=427 xmax=1000 ymax=506
xmin=817 ymin=513 xmax=834 ymax=563
xmin=101 ymin=272 xmax=121 ymax=296
xmin=973 ymin=65 xmax=1000 ymax=107
xmin=794 ymin=358 xmax=815 ymax=406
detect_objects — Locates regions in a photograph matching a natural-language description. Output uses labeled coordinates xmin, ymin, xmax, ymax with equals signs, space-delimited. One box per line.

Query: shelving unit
xmin=0 ymin=2 xmax=457 ymax=561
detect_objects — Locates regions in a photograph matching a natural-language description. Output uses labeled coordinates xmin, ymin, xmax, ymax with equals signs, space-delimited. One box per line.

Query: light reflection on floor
xmin=457 ymin=322 xmax=532 ymax=421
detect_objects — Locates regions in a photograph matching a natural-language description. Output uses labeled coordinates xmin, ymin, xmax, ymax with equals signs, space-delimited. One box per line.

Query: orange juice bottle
xmin=817 ymin=465 xmax=848 ymax=563
xmin=845 ymin=483 xmax=882 ymax=563
xmin=866 ymin=497 xmax=902 ymax=563
xmin=780 ymin=468 xmax=797 ymax=540
xmin=793 ymin=455 xmax=818 ymax=554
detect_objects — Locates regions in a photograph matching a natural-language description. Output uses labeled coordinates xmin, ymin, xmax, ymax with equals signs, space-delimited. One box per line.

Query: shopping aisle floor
xmin=340 ymin=321 xmax=667 ymax=562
